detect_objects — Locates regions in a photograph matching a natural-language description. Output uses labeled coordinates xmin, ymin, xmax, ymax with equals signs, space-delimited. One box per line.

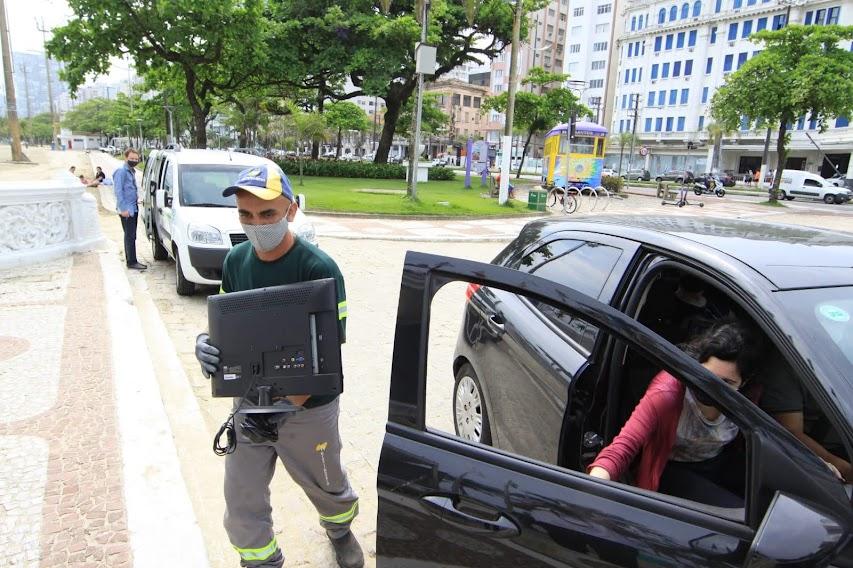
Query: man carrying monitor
xmin=194 ymin=163 xmax=362 ymax=568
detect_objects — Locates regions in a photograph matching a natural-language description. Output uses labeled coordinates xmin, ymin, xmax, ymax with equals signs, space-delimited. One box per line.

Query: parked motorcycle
xmin=693 ymin=175 xmax=726 ymax=197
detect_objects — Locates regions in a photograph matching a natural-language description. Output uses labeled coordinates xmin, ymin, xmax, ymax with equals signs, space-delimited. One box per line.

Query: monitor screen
xmin=207 ymin=278 xmax=343 ymax=399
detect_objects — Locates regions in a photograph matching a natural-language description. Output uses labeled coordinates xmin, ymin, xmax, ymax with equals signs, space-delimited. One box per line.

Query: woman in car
xmin=588 ymin=320 xmax=757 ymax=507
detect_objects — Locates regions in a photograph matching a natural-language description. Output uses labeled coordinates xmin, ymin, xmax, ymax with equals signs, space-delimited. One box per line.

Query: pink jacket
xmin=589 ymin=371 xmax=685 ymax=491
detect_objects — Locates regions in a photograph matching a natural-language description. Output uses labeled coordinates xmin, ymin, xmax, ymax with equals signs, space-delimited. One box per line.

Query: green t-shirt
xmin=220 ymin=237 xmax=347 ymax=408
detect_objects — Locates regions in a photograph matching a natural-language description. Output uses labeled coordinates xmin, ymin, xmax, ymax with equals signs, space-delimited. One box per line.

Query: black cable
xmin=213 ymin=376 xmax=259 ymax=456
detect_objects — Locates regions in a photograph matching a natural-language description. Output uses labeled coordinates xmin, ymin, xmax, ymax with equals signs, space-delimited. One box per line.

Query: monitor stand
xmin=237 ymin=386 xmax=302 ymax=416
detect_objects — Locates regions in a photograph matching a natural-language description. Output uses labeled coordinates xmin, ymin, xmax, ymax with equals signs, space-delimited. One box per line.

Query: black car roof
xmin=527 ymin=215 xmax=853 ymax=290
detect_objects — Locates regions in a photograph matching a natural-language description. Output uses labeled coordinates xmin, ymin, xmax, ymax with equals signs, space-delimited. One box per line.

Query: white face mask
xmin=241 ymin=205 xmax=291 ymax=252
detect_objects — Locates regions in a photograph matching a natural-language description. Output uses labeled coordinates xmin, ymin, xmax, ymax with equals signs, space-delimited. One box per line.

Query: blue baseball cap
xmin=223 ymin=164 xmax=295 ymax=202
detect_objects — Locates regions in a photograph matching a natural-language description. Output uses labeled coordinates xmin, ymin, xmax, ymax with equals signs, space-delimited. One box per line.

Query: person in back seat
xmin=589 ymin=320 xmax=758 ymax=508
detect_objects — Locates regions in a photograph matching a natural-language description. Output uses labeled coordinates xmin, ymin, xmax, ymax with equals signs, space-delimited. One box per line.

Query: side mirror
xmin=745 ymin=492 xmax=848 ymax=568
xmin=155 ymin=189 xmax=165 ymax=210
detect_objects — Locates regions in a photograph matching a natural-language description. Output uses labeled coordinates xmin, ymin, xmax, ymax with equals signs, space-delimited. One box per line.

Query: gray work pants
xmin=223 ymin=398 xmax=359 ymax=567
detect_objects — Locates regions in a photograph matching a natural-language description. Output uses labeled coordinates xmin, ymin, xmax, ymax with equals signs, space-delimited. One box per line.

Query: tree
xmin=21 ymin=113 xmax=54 ymax=144
xmin=704 ymin=122 xmax=735 ymax=174
xmin=292 ymin=110 xmax=327 ymax=186
xmin=324 ymin=102 xmax=370 ymax=159
xmin=483 ymin=67 xmax=588 ymax=177
xmin=711 ymin=25 xmax=853 ymax=202
xmin=397 ymin=92 xmax=449 ymax=138
xmin=609 ymin=131 xmax=640 ymax=175
xmin=47 ymin=0 xmax=269 ymax=148
xmin=62 ymin=98 xmax=116 ymax=138
xmin=265 ymin=0 xmax=527 ymax=163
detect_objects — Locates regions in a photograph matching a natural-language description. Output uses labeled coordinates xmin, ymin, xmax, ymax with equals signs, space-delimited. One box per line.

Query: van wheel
xmin=151 ymin=232 xmax=169 ymax=261
xmin=453 ymin=363 xmax=491 ymax=445
xmin=175 ymin=250 xmax=195 ymax=296
xmin=824 ymin=194 xmax=836 ymax=204
xmin=834 ymin=194 xmax=845 ymax=205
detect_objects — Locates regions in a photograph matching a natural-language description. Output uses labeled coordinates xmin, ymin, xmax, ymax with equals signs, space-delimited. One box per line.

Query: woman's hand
xmin=588 ymin=466 xmax=611 ymax=481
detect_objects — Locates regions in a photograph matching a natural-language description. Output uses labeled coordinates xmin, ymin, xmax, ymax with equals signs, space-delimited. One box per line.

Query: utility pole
xmin=1 ymin=0 xmax=26 ymax=161
xmin=408 ymin=0 xmax=431 ymax=200
xmin=36 ymin=19 xmax=59 ymax=144
xmin=500 ymin=0 xmax=524 ymax=205
xmin=626 ymin=94 xmax=639 ymax=174
xmin=17 ymin=63 xmax=32 ymax=118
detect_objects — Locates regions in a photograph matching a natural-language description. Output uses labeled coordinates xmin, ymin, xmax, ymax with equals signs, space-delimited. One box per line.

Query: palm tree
xmin=612 ymin=132 xmax=639 ymax=176
xmin=705 ymin=122 xmax=734 ymax=174
xmin=292 ymin=111 xmax=327 ymax=186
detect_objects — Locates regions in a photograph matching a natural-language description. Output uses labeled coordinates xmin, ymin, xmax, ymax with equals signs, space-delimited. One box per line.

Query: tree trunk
xmin=336 ymin=127 xmax=342 ymax=159
xmin=770 ymin=118 xmax=788 ymax=203
xmin=711 ymin=134 xmax=722 ymax=172
xmin=183 ymin=69 xmax=209 ymax=148
xmin=311 ymin=95 xmax=325 ymax=160
xmin=375 ymin=80 xmax=417 ymax=164
xmin=299 ymin=157 xmax=304 ymax=186
xmin=517 ymin=131 xmax=534 ymax=178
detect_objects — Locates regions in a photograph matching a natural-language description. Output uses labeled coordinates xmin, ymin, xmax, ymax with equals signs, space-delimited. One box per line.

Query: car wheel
xmin=834 ymin=194 xmax=845 ymax=205
xmin=655 ymin=176 xmax=663 ymax=182
xmin=453 ymin=363 xmax=491 ymax=445
xmin=824 ymin=194 xmax=836 ymax=205
xmin=676 ymin=177 xmax=684 ymax=184
xmin=175 ymin=250 xmax=195 ymax=296
xmin=151 ymin=231 xmax=169 ymax=261
xmin=636 ymin=177 xmax=643 ymax=182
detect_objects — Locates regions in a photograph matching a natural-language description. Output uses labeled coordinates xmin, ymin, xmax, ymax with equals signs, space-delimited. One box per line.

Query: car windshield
xmin=179 ymin=164 xmax=251 ymax=207
xmin=783 ymin=287 xmax=853 ymax=375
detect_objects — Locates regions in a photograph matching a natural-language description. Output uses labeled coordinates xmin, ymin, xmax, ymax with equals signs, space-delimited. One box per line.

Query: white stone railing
xmin=0 ymin=174 xmax=106 ymax=269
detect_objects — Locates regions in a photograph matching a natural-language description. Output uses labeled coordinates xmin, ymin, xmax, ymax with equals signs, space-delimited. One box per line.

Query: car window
xmin=179 ymin=164 xmax=251 ymax=207
xmin=162 ymin=161 xmax=174 ymax=198
xmin=517 ymin=241 xmax=623 ymax=352
xmin=803 ymin=179 xmax=821 ymax=187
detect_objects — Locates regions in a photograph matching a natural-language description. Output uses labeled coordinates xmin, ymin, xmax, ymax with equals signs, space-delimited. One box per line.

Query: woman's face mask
xmin=241 ymin=204 xmax=292 ymax=252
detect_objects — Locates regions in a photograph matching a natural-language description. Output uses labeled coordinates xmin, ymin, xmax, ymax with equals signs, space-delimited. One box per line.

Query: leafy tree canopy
xmin=397 ymin=93 xmax=449 ymax=137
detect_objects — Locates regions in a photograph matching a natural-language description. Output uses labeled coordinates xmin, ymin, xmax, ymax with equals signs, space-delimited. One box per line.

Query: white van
xmin=141 ymin=148 xmax=317 ymax=295
xmin=776 ymin=169 xmax=852 ymax=204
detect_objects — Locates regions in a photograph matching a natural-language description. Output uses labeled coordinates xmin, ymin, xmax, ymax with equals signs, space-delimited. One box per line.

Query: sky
xmin=6 ymin=0 xmax=131 ymax=85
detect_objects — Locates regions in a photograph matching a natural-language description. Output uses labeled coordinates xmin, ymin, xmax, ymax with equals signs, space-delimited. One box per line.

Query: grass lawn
xmin=292 ymin=176 xmax=534 ymax=216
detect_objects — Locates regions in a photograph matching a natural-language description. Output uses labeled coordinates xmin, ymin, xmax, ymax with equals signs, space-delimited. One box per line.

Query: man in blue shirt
xmin=113 ymin=148 xmax=146 ymax=270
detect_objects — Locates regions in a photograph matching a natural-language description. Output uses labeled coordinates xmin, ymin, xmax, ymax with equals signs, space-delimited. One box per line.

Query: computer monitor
xmin=208 ymin=278 xmax=343 ymax=405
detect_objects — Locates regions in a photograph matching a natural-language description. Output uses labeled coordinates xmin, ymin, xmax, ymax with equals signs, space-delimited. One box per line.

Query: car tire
xmin=676 ymin=177 xmax=684 ymax=184
xmin=636 ymin=177 xmax=643 ymax=182
xmin=834 ymin=194 xmax=845 ymax=205
xmin=151 ymin=231 xmax=169 ymax=261
xmin=824 ymin=194 xmax=836 ymax=205
xmin=655 ymin=176 xmax=663 ymax=182
xmin=175 ymin=249 xmax=195 ymax=296
xmin=453 ymin=363 xmax=491 ymax=445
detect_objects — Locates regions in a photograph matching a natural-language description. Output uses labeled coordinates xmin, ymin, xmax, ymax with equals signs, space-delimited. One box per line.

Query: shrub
xmin=601 ymin=175 xmax=624 ymax=193
xmin=276 ymin=158 xmax=456 ymax=181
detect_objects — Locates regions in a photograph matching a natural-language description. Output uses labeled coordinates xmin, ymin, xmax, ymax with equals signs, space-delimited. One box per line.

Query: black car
xmin=621 ymin=168 xmax=651 ymax=181
xmin=377 ymin=216 xmax=853 ymax=567
xmin=655 ymin=169 xmax=695 ymax=183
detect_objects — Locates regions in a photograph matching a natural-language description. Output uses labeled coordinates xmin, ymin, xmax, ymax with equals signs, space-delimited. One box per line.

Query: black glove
xmin=195 ymin=333 xmax=220 ymax=379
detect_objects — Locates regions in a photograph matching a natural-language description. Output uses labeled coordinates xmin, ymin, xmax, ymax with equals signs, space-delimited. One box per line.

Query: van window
xmin=179 ymin=164 xmax=253 ymax=207
xmin=803 ymin=179 xmax=822 ymax=187
xmin=162 ymin=161 xmax=174 ymax=200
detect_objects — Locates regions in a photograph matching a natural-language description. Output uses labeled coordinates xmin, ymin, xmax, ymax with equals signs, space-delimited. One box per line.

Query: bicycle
xmin=546 ymin=185 xmax=579 ymax=214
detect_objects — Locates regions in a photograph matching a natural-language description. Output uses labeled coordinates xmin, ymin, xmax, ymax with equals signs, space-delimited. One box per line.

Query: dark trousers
xmin=659 ymin=449 xmax=744 ymax=508
xmin=119 ymin=213 xmax=138 ymax=266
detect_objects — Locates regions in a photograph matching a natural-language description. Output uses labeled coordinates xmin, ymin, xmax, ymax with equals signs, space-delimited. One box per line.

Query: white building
xmin=564 ymin=0 xmax=618 ymax=122
xmin=610 ymin=0 xmax=853 ymax=178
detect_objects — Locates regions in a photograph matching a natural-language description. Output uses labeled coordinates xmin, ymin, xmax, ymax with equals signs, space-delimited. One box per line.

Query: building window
xmin=755 ymin=17 xmax=767 ymax=31
xmin=669 ymin=89 xmax=678 ymax=105
xmin=737 ymin=52 xmax=748 ymax=69
xmin=805 ymin=10 xmax=813 ymax=25
xmin=666 ymin=117 xmax=674 ymax=131
xmin=710 ymin=26 xmax=717 ymax=43
xmin=573 ymin=7 xmax=584 ymax=16
xmin=628 ymin=43 xmax=633 ymax=58
xmin=593 ymin=42 xmax=608 ymax=51
xmin=772 ymin=14 xmax=786 ymax=29
xmin=670 ymin=5 xmax=678 ymax=20
xmin=662 ymin=62 xmax=670 ymax=78
xmin=680 ymin=88 xmax=689 ymax=104
xmin=836 ymin=116 xmax=849 ymax=128
xmin=595 ymin=23 xmax=610 ymax=33
xmin=698 ymin=115 xmax=705 ymax=130
xmin=742 ymin=20 xmax=753 ymax=38
xmin=625 ymin=69 xmax=630 ymax=84
xmin=658 ymin=8 xmax=666 ymax=23
xmin=651 ymin=63 xmax=659 ymax=79
xmin=681 ymin=3 xmax=689 ymax=19
xmin=591 ymin=60 xmax=606 ymax=70
xmin=693 ymin=1 xmax=701 ymax=17
xmin=677 ymin=116 xmax=686 ymax=131
xmin=473 ymin=97 xmax=481 ymax=108
xmin=547 ymin=24 xmax=555 ymax=36
xmin=597 ymin=3 xmax=612 ymax=14
xmin=656 ymin=117 xmax=663 ymax=131
xmin=676 ymin=32 xmax=685 ymax=48
xmin=452 ymin=93 xmax=461 ymax=105
xmin=570 ymin=44 xmax=581 ymax=53
xmin=748 ymin=0 xmax=756 ymax=5
xmin=631 ymin=16 xmax=637 ymax=31
xmin=648 ymin=91 xmax=656 ymax=106
xmin=734 ymin=0 xmax=742 ymax=8
xmin=715 ymin=0 xmax=722 ymax=13
xmin=645 ymin=118 xmax=653 ymax=132
xmin=632 ymin=68 xmax=638 ymax=82
xmin=463 ymin=95 xmax=472 ymax=107
xmin=665 ymin=34 xmax=673 ymax=49
xmin=827 ymin=7 xmax=840 ymax=25
xmin=688 ymin=30 xmax=697 ymax=47
xmin=706 ymin=57 xmax=713 ymax=73
xmin=589 ymin=79 xmax=604 ymax=88
xmin=673 ymin=61 xmax=682 ymax=76
xmin=622 ymin=94 xmax=627 ymax=109
xmin=728 ymin=22 xmax=738 ymax=41
xmin=702 ymin=86 xmax=709 ymax=102
xmin=809 ymin=117 xmax=817 ymax=130
xmin=655 ymin=36 xmax=662 ymax=51
xmin=658 ymin=90 xmax=666 ymax=105
xmin=685 ymin=60 xmax=693 ymax=75
xmin=724 ymin=54 xmax=733 ymax=71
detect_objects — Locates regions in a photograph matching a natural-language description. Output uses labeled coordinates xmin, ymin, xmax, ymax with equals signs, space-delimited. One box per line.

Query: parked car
xmin=601 ymin=167 xmax=617 ymax=177
xmin=377 ymin=216 xmax=853 ymax=566
xmin=99 ymin=145 xmax=117 ymax=154
xmin=776 ymin=169 xmax=852 ymax=204
xmin=430 ymin=157 xmax=449 ymax=167
xmin=717 ymin=171 xmax=737 ymax=187
xmin=231 ymin=147 xmax=267 ymax=157
xmin=655 ymin=169 xmax=695 ymax=183
xmin=621 ymin=168 xmax=651 ymax=181
xmin=141 ymin=149 xmax=317 ymax=295
xmin=826 ymin=174 xmax=853 ymax=190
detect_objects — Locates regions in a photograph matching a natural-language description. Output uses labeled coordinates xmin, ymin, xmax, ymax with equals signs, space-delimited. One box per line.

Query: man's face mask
xmin=241 ymin=203 xmax=292 ymax=252
xmin=127 ymin=158 xmax=139 ymax=168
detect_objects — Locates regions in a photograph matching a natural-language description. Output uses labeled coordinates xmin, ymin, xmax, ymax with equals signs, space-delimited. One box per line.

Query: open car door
xmin=376 ymin=251 xmax=852 ymax=568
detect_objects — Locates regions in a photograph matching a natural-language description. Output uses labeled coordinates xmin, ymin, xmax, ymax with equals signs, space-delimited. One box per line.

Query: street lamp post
xmin=499 ymin=0 xmax=524 ymax=205
xmin=137 ymin=119 xmax=143 ymax=151
xmin=409 ymin=0 xmax=432 ymax=200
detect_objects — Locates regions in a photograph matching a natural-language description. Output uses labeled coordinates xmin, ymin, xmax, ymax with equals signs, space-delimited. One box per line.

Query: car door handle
xmin=486 ymin=312 xmax=506 ymax=333
xmin=421 ymin=495 xmax=519 ymax=538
